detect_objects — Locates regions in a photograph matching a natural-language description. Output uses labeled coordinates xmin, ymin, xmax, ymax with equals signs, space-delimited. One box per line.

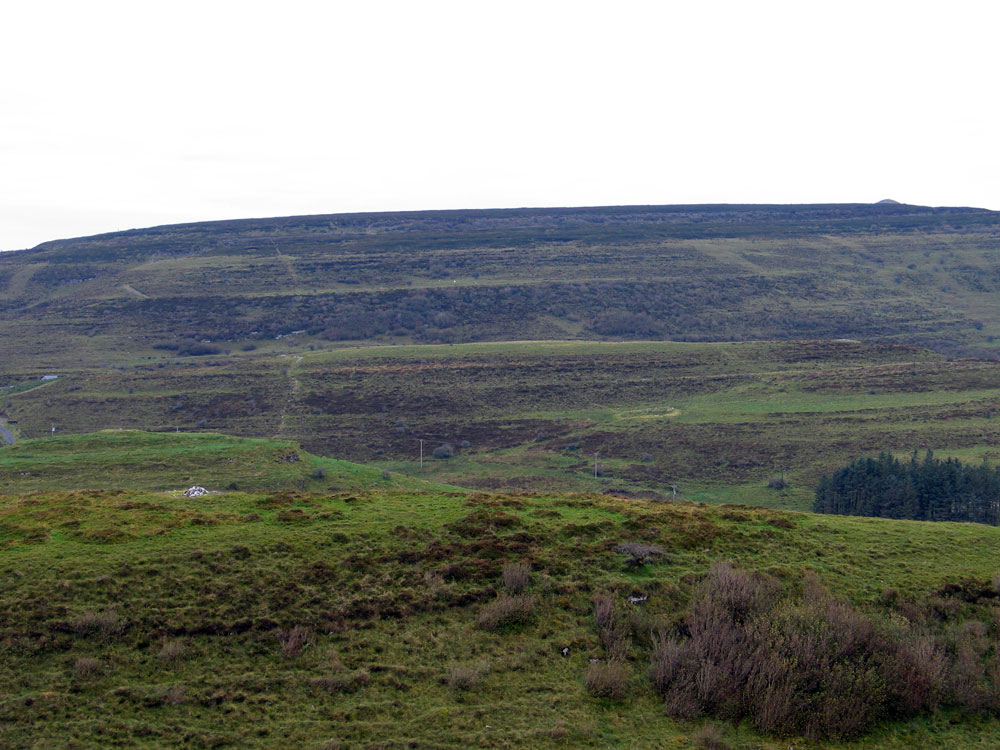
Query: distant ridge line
xmin=26 ymin=201 xmax=996 ymax=250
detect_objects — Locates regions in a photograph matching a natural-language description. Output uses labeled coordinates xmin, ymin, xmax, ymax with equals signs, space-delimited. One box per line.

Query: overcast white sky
xmin=2 ymin=0 xmax=998 ymax=251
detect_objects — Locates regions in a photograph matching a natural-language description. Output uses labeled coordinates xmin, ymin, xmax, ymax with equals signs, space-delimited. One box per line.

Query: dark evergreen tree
xmin=813 ymin=452 xmax=1000 ymax=525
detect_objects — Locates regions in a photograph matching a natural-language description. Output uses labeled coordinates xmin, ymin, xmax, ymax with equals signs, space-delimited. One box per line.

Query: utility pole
xmin=594 ymin=452 xmax=600 ymax=478
xmin=419 ymin=439 xmax=424 ymax=470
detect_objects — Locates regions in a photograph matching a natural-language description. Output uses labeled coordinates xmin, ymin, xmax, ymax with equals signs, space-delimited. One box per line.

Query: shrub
xmin=594 ymin=594 xmax=631 ymax=660
xmin=649 ymin=634 xmax=690 ymax=692
xmin=647 ymin=563 xmax=1000 ymax=739
xmin=74 ymin=657 xmax=102 ymax=678
xmin=477 ymin=594 xmax=535 ymax=630
xmin=158 ymin=639 xmax=186 ymax=662
xmin=432 ymin=564 xmax=463 ymax=583
xmin=311 ymin=672 xmax=370 ymax=694
xmin=423 ymin=571 xmax=448 ymax=597
xmin=276 ymin=509 xmax=310 ymax=523
xmin=277 ymin=625 xmax=313 ymax=658
xmin=593 ymin=594 xmax=617 ymax=632
xmin=502 ymin=561 xmax=531 ymax=594
xmin=432 ymin=443 xmax=454 ymax=459
xmin=767 ymin=476 xmax=789 ymax=490
xmin=584 ymin=660 xmax=628 ymax=699
xmin=447 ymin=665 xmax=480 ymax=690
xmin=153 ymin=684 xmax=186 ymax=706
xmin=73 ymin=609 xmax=123 ymax=640
xmin=615 ymin=542 xmax=667 ymax=567
xmin=693 ymin=723 xmax=731 ymax=750
xmin=177 ymin=341 xmax=221 ymax=356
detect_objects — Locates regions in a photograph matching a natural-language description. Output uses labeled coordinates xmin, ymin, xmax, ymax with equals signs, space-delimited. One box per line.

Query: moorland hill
xmin=3 ymin=203 xmax=1000 ymax=370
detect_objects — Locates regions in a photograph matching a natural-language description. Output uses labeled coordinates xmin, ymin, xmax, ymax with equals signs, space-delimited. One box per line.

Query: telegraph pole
xmin=419 ymin=439 xmax=424 ymax=470
xmin=594 ymin=452 xmax=600 ymax=478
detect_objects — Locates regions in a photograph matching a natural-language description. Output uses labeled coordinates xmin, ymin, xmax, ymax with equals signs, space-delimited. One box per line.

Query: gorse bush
xmin=649 ymin=562 xmax=1000 ymax=740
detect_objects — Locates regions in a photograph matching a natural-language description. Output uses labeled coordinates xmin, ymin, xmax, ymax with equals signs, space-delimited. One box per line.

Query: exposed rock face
xmin=183 ymin=486 xmax=209 ymax=498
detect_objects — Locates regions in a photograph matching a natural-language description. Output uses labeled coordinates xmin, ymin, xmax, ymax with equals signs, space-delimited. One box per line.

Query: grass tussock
xmin=311 ymin=670 xmax=371 ymax=695
xmin=615 ymin=542 xmax=667 ymax=567
xmin=501 ymin=561 xmax=531 ymax=594
xmin=692 ymin=723 xmax=731 ymax=750
xmin=593 ymin=593 xmax=632 ymax=660
xmin=277 ymin=625 xmax=313 ymax=659
xmin=447 ymin=665 xmax=481 ymax=691
xmin=584 ymin=660 xmax=629 ymax=700
xmin=477 ymin=594 xmax=536 ymax=631
xmin=73 ymin=657 xmax=102 ymax=678
xmin=72 ymin=609 xmax=123 ymax=640
xmin=157 ymin=638 xmax=186 ymax=662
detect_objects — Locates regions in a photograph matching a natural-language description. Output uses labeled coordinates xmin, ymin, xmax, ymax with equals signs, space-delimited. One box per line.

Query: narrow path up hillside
xmin=275 ymin=355 xmax=303 ymax=438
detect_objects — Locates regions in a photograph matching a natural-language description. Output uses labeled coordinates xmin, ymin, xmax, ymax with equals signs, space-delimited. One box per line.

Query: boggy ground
xmin=3 ymin=487 xmax=1000 ymax=748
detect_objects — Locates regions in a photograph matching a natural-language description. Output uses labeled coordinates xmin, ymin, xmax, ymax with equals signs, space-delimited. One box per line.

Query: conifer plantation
xmin=815 ymin=452 xmax=1000 ymax=525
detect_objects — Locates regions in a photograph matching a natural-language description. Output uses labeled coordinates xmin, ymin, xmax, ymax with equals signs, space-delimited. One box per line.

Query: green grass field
xmin=0 ymin=431 xmax=451 ymax=495
xmin=3 ymin=485 xmax=1000 ymax=748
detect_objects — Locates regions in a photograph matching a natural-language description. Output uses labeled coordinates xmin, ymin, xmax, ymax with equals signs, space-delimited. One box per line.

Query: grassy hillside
xmin=0 ymin=431 xmax=448 ymax=495
xmin=7 ymin=204 xmax=1000 ymax=747
xmin=3 ymin=204 xmax=1000 ymax=371
xmin=3 ymin=488 xmax=1000 ymax=748
xmin=7 ymin=341 xmax=1000 ymax=509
